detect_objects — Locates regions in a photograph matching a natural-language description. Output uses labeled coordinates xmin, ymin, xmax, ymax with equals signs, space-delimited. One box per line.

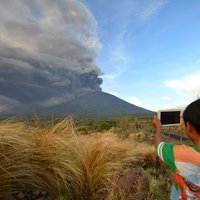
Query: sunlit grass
xmin=0 ymin=118 xmax=171 ymax=199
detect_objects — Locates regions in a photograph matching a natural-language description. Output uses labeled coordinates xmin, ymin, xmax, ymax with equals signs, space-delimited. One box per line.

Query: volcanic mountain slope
xmin=41 ymin=91 xmax=154 ymax=119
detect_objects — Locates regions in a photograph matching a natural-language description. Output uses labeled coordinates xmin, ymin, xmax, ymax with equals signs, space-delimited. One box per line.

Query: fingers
xmin=153 ymin=115 xmax=158 ymax=120
xmin=152 ymin=115 xmax=158 ymax=123
xmin=152 ymin=115 xmax=161 ymax=128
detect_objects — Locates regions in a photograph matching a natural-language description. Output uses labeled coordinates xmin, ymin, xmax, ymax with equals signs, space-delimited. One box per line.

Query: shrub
xmin=0 ymin=119 xmax=131 ymax=199
xmin=0 ymin=118 xmax=171 ymax=200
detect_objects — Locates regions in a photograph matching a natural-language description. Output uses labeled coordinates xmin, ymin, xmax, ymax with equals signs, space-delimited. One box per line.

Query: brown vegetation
xmin=0 ymin=117 xmax=171 ymax=200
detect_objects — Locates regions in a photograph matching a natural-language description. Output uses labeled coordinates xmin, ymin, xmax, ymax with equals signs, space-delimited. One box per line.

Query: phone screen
xmin=160 ymin=111 xmax=181 ymax=125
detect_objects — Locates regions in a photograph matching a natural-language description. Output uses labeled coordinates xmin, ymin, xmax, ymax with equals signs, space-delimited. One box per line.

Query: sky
xmin=0 ymin=0 xmax=200 ymax=112
xmin=81 ymin=0 xmax=200 ymax=111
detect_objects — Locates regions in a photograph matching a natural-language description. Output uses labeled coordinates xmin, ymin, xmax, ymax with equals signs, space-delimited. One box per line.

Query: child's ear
xmin=187 ymin=123 xmax=195 ymax=132
xmin=185 ymin=122 xmax=192 ymax=131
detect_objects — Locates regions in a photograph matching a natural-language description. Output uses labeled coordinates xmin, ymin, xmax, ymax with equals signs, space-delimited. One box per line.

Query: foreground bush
xmin=0 ymin=118 xmax=170 ymax=199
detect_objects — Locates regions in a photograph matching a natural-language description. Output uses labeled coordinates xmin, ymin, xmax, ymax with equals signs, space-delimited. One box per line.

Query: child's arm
xmin=152 ymin=115 xmax=162 ymax=147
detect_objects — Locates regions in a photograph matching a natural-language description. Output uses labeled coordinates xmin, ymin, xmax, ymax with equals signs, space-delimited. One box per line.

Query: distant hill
xmin=40 ymin=91 xmax=154 ymax=119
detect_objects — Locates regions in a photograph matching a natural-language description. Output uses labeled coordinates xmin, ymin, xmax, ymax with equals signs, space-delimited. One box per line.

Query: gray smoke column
xmin=0 ymin=0 xmax=102 ymax=112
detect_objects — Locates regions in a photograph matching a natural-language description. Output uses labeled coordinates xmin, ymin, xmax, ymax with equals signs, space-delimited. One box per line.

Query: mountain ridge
xmin=40 ymin=91 xmax=154 ymax=119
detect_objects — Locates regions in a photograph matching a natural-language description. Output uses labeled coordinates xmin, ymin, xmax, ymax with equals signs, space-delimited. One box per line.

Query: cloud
xmin=139 ymin=0 xmax=167 ymax=21
xmin=101 ymin=0 xmax=167 ymax=84
xmin=124 ymin=96 xmax=144 ymax=107
xmin=165 ymin=72 xmax=200 ymax=98
xmin=0 ymin=0 xmax=102 ymax=111
xmin=0 ymin=94 xmax=21 ymax=112
xmin=162 ymin=96 xmax=170 ymax=101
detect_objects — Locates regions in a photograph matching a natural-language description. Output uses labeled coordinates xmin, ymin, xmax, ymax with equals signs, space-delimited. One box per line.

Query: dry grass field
xmin=0 ymin=117 xmax=171 ymax=200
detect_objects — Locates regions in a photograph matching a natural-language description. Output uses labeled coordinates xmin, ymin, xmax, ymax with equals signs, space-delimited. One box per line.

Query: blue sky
xmin=81 ymin=0 xmax=200 ymax=111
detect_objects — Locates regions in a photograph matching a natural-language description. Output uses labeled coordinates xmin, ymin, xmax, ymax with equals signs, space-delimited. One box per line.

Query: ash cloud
xmin=0 ymin=0 xmax=102 ymax=112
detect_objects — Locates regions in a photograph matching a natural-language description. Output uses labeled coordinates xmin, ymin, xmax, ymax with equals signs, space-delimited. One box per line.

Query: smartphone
xmin=157 ymin=109 xmax=182 ymax=126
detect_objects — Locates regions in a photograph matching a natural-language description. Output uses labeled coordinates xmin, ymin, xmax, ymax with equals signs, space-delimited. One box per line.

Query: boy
xmin=153 ymin=99 xmax=200 ymax=200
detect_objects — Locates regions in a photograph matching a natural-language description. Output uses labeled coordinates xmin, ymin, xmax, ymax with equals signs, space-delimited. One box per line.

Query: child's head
xmin=183 ymin=99 xmax=200 ymax=134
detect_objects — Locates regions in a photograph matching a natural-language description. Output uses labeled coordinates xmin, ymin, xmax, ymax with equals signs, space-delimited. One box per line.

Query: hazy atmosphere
xmin=1 ymin=0 xmax=200 ymax=112
xmin=0 ymin=0 xmax=102 ymax=112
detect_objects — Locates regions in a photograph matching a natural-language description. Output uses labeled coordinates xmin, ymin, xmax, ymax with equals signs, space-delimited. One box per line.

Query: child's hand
xmin=152 ymin=115 xmax=161 ymax=130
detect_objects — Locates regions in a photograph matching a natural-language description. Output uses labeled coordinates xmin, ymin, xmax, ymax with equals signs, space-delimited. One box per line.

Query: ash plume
xmin=0 ymin=0 xmax=102 ymax=112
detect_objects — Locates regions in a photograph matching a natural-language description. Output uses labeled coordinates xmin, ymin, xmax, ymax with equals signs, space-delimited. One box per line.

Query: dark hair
xmin=183 ymin=99 xmax=200 ymax=134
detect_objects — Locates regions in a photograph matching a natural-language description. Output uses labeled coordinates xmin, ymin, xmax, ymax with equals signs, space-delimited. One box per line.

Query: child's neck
xmin=193 ymin=137 xmax=200 ymax=149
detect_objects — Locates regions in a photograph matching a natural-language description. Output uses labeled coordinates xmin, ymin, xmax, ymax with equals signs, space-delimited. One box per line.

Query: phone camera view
xmin=158 ymin=110 xmax=181 ymax=126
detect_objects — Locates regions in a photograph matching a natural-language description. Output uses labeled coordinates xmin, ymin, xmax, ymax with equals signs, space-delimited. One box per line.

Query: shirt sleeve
xmin=156 ymin=142 xmax=176 ymax=172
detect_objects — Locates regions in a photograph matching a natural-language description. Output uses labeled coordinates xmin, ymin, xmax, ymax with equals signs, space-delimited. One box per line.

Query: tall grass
xmin=0 ymin=118 xmax=170 ymax=199
xmin=0 ymin=118 xmax=133 ymax=199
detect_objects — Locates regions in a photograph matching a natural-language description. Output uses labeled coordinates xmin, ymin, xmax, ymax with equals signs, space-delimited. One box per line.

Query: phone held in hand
xmin=157 ymin=109 xmax=182 ymax=126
